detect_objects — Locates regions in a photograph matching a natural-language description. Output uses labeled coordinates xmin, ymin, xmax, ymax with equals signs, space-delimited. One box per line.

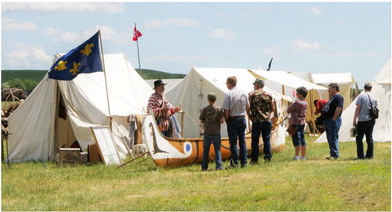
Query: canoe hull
xmin=143 ymin=115 xmax=284 ymax=168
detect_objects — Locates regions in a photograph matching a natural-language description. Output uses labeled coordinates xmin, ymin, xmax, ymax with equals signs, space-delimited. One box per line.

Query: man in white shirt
xmin=222 ymin=76 xmax=250 ymax=168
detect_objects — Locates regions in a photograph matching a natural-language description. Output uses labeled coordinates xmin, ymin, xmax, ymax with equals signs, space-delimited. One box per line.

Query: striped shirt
xmin=147 ymin=93 xmax=174 ymax=131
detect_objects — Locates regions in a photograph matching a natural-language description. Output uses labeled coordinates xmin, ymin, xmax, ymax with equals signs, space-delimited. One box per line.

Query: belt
xmin=229 ymin=115 xmax=245 ymax=119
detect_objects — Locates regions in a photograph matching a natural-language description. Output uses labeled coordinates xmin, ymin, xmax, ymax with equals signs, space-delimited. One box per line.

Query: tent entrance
xmin=55 ymin=92 xmax=77 ymax=149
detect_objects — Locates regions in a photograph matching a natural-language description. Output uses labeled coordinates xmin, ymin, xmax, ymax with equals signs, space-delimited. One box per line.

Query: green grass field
xmin=1 ymin=136 xmax=390 ymax=211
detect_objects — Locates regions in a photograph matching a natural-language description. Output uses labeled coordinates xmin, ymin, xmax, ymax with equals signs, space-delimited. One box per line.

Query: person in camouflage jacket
xmin=247 ymin=79 xmax=275 ymax=163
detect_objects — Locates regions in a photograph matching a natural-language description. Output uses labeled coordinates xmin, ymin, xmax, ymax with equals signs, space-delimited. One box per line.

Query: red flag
xmin=133 ymin=26 xmax=142 ymax=41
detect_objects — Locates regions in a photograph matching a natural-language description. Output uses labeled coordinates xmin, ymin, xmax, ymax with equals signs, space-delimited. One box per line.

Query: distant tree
xmin=5 ymin=78 xmax=38 ymax=94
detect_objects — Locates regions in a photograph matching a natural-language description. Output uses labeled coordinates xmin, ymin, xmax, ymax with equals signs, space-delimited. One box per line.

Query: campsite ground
xmin=1 ymin=136 xmax=391 ymax=211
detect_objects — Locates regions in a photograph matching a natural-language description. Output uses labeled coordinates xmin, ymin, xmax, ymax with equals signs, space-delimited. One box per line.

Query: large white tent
xmin=165 ymin=68 xmax=292 ymax=140
xmin=8 ymin=54 xmax=152 ymax=162
xmin=316 ymin=59 xmax=391 ymax=143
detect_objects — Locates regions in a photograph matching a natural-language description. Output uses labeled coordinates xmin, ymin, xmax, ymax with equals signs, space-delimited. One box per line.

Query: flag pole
xmin=98 ymin=30 xmax=112 ymax=129
xmin=135 ymin=23 xmax=142 ymax=73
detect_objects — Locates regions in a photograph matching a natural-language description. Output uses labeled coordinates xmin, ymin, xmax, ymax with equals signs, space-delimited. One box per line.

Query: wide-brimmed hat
xmin=154 ymin=79 xmax=167 ymax=89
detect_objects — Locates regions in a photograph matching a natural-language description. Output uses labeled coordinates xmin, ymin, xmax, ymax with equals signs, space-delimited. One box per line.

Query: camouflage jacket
xmin=248 ymin=90 xmax=273 ymax=122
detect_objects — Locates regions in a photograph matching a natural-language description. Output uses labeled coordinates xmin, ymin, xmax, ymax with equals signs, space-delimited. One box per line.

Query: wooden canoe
xmin=143 ymin=115 xmax=285 ymax=168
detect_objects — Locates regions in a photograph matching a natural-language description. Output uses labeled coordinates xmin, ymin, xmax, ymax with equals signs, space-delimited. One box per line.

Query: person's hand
xmin=353 ymin=121 xmax=357 ymax=126
xmin=175 ymin=107 xmax=182 ymax=113
xmin=161 ymin=107 xmax=169 ymax=113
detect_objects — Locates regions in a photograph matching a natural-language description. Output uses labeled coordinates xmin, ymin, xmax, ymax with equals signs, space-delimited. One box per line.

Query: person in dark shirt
xmin=199 ymin=93 xmax=224 ymax=171
xmin=322 ymin=83 xmax=344 ymax=160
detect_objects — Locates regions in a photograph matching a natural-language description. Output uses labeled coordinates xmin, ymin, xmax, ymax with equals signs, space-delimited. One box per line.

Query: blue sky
xmin=1 ymin=2 xmax=390 ymax=86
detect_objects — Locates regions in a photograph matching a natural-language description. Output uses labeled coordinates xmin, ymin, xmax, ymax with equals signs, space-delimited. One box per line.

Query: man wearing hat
xmin=147 ymin=79 xmax=181 ymax=137
xmin=247 ymin=79 xmax=275 ymax=163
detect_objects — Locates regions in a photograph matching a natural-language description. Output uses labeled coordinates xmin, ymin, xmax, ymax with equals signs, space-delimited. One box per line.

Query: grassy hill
xmin=1 ymin=70 xmax=47 ymax=83
xmin=1 ymin=69 xmax=185 ymax=83
xmin=137 ymin=69 xmax=186 ymax=79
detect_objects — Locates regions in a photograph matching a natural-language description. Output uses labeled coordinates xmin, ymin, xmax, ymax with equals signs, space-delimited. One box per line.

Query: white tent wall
xmin=316 ymin=59 xmax=391 ymax=143
xmin=8 ymin=54 xmax=151 ymax=162
xmin=8 ymin=74 xmax=57 ymax=162
xmin=166 ymin=68 xmax=292 ymax=139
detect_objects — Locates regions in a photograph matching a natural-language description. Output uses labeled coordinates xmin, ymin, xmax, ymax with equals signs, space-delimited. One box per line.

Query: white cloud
xmin=209 ymin=28 xmax=237 ymax=40
xmin=309 ymin=6 xmax=323 ymax=15
xmin=5 ymin=44 xmax=52 ymax=67
xmin=263 ymin=46 xmax=281 ymax=55
xmin=145 ymin=55 xmax=206 ymax=63
xmin=293 ymin=39 xmax=320 ymax=51
xmin=145 ymin=18 xmax=202 ymax=28
xmin=2 ymin=18 xmax=37 ymax=31
xmin=2 ymin=2 xmax=124 ymax=13
xmin=44 ymin=25 xmax=128 ymax=44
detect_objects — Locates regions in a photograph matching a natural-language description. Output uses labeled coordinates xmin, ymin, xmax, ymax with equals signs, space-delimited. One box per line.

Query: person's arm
xmin=353 ymin=105 xmax=361 ymax=126
xmin=224 ymin=109 xmax=229 ymax=123
xmin=287 ymin=101 xmax=298 ymax=113
xmin=332 ymin=107 xmax=342 ymax=121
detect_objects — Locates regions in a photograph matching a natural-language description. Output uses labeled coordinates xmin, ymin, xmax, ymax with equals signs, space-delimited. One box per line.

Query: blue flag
xmin=48 ymin=31 xmax=103 ymax=80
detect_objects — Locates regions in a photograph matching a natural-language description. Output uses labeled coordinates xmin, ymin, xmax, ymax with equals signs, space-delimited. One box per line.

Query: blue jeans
xmin=292 ymin=124 xmax=306 ymax=147
xmin=202 ymin=134 xmax=223 ymax=170
xmin=356 ymin=119 xmax=375 ymax=159
xmin=325 ymin=117 xmax=342 ymax=158
xmin=251 ymin=121 xmax=272 ymax=162
xmin=227 ymin=117 xmax=247 ymax=167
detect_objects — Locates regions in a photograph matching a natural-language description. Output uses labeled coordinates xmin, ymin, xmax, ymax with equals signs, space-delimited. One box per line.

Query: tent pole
xmin=98 ymin=30 xmax=112 ymax=130
xmin=135 ymin=23 xmax=141 ymax=73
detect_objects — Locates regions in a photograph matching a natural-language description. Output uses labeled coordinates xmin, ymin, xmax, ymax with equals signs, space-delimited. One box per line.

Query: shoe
xmin=201 ymin=169 xmax=207 ymax=171
xmin=301 ymin=157 xmax=307 ymax=161
xmin=326 ymin=156 xmax=338 ymax=160
xmin=365 ymin=157 xmax=373 ymax=159
xmin=228 ymin=164 xmax=239 ymax=169
xmin=292 ymin=156 xmax=300 ymax=161
xmin=241 ymin=163 xmax=248 ymax=168
xmin=216 ymin=167 xmax=224 ymax=171
xmin=264 ymin=156 xmax=271 ymax=162
xmin=250 ymin=160 xmax=258 ymax=165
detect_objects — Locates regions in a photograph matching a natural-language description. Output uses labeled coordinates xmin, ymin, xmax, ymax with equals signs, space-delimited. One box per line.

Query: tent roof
xmin=373 ymin=59 xmax=391 ymax=84
xmin=193 ymin=67 xmax=293 ymax=102
xmin=248 ymin=69 xmax=327 ymax=90
xmin=312 ymin=73 xmax=355 ymax=85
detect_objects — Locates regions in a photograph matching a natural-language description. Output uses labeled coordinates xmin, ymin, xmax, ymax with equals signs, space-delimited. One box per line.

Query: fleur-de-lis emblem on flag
xmin=48 ymin=31 xmax=103 ymax=80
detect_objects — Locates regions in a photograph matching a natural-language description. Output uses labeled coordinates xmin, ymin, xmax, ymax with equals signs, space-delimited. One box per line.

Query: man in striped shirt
xmin=147 ymin=79 xmax=181 ymax=137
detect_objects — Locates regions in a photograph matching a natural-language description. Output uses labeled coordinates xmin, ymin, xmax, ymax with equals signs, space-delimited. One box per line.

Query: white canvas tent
xmin=165 ymin=68 xmax=293 ymax=139
xmin=316 ymin=59 xmax=391 ymax=143
xmin=8 ymin=53 xmax=152 ymax=162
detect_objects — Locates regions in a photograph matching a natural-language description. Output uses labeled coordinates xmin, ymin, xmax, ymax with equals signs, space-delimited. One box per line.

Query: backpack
xmin=367 ymin=94 xmax=379 ymax=119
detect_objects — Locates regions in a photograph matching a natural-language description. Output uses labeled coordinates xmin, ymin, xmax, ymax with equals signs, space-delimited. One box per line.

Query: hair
xmin=226 ymin=76 xmax=237 ymax=86
xmin=328 ymin=83 xmax=340 ymax=92
xmin=296 ymin=86 xmax=308 ymax=97
xmin=207 ymin=93 xmax=217 ymax=102
xmin=364 ymin=82 xmax=372 ymax=91
xmin=313 ymin=99 xmax=318 ymax=106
